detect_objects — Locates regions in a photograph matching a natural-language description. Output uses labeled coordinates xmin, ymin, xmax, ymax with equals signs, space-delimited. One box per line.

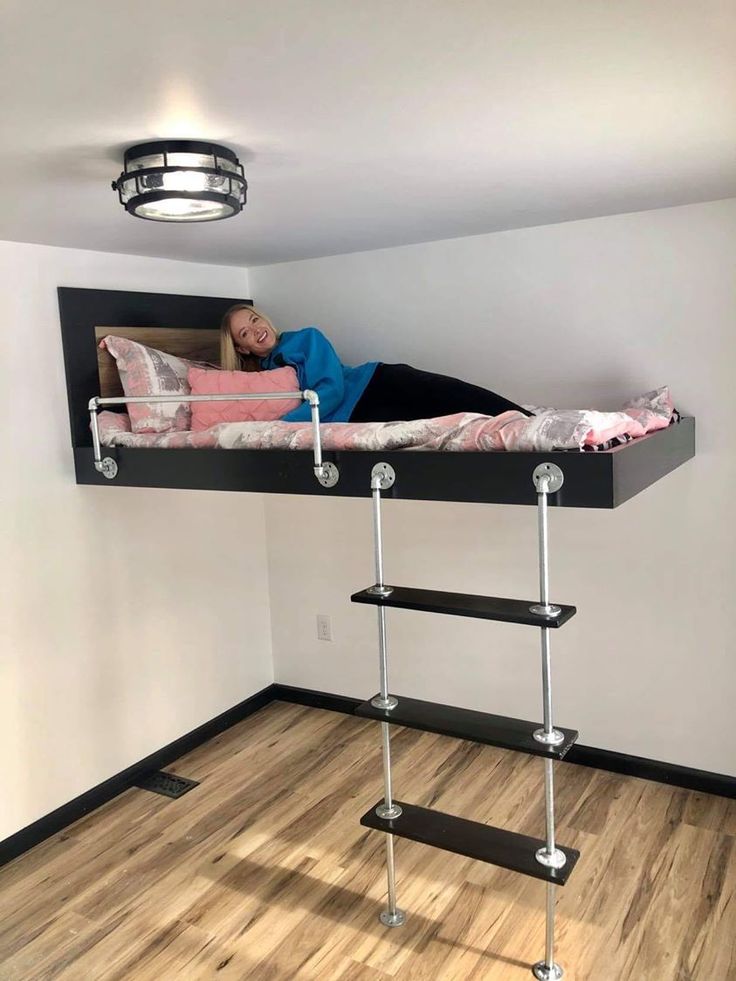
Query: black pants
xmin=350 ymin=363 xmax=531 ymax=422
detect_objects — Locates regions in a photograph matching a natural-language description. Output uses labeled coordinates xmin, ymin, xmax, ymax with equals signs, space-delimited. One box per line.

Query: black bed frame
xmin=58 ymin=287 xmax=695 ymax=507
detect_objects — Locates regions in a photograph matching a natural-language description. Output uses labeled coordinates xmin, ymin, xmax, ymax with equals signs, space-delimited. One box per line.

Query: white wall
xmin=0 ymin=241 xmax=272 ymax=841
xmin=3 ymin=200 xmax=733 ymax=844
xmin=252 ymin=199 xmax=736 ymax=776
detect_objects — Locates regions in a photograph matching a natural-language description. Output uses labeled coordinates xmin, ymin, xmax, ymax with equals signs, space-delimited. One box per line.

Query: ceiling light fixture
xmin=112 ymin=140 xmax=247 ymax=222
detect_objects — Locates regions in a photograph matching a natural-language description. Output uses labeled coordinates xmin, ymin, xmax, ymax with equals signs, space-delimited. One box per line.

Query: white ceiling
xmin=1 ymin=0 xmax=734 ymax=267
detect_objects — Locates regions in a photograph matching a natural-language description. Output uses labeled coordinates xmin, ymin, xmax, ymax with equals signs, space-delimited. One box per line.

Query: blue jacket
xmin=260 ymin=327 xmax=378 ymax=423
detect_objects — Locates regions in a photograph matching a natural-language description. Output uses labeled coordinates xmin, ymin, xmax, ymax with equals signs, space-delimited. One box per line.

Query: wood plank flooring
xmin=0 ymin=702 xmax=734 ymax=980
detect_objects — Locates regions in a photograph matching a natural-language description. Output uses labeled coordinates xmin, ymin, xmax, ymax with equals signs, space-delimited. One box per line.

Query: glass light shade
xmin=112 ymin=140 xmax=246 ymax=222
xmin=134 ymin=197 xmax=235 ymax=221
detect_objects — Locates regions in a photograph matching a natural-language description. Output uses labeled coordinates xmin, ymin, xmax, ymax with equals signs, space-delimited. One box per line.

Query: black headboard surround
xmin=58 ymin=287 xmax=251 ymax=448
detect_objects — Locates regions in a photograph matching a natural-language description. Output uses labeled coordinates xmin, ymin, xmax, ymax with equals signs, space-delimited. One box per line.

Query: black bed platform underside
xmin=74 ymin=416 xmax=694 ymax=508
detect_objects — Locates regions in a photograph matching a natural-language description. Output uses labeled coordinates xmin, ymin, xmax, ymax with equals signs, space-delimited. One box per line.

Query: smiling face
xmin=229 ymin=307 xmax=278 ymax=358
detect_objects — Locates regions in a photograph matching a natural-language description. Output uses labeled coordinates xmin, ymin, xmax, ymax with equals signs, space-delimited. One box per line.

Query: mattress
xmin=97 ymin=386 xmax=676 ymax=454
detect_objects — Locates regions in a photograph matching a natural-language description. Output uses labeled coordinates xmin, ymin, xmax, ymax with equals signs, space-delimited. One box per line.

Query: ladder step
xmin=355 ymin=694 xmax=578 ymax=759
xmin=360 ymin=800 xmax=579 ymax=885
xmin=351 ymin=586 xmax=576 ymax=627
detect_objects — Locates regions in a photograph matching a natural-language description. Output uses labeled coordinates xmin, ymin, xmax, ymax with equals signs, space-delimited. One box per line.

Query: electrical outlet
xmin=316 ymin=614 xmax=332 ymax=642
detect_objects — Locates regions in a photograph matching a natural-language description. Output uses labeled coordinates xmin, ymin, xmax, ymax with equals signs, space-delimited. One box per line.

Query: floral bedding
xmin=97 ymin=386 xmax=677 ymax=454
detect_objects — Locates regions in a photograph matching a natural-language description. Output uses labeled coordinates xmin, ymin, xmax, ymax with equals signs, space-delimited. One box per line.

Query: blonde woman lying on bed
xmin=220 ymin=304 xmax=530 ymax=424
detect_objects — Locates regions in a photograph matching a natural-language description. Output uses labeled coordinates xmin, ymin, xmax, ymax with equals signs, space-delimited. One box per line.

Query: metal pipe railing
xmin=88 ymin=388 xmax=338 ymax=487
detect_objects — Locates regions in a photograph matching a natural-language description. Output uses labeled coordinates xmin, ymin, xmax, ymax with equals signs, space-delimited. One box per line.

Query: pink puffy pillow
xmin=188 ymin=365 xmax=302 ymax=431
xmin=101 ymin=335 xmax=196 ymax=433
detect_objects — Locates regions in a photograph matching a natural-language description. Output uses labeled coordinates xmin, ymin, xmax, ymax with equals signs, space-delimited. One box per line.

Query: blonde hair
xmin=219 ymin=303 xmax=278 ymax=372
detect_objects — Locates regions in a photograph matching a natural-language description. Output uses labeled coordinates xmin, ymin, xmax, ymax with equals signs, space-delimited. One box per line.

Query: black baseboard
xmin=3 ymin=682 xmax=733 ymax=869
xmin=0 ymin=684 xmax=275 ymax=869
xmin=564 ymin=744 xmax=736 ymax=800
xmin=271 ymin=683 xmax=362 ymax=715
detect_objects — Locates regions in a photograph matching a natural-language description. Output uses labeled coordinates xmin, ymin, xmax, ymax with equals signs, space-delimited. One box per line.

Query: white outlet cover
xmin=317 ymin=615 xmax=332 ymax=642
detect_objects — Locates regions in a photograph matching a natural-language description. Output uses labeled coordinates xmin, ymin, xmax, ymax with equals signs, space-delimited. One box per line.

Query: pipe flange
xmin=98 ymin=457 xmax=118 ymax=480
xmin=535 ymin=846 xmax=567 ymax=870
xmin=533 ymin=726 xmax=566 ymax=746
xmin=371 ymin=694 xmax=398 ymax=710
xmin=366 ymin=584 xmax=394 ymax=597
xmin=379 ymin=908 xmax=406 ymax=928
xmin=371 ymin=462 xmax=395 ymax=490
xmin=316 ymin=462 xmax=339 ymax=488
xmin=532 ymin=962 xmax=564 ymax=980
xmin=376 ymin=802 xmax=402 ymax=820
xmin=533 ymin=462 xmax=564 ymax=494
xmin=529 ymin=603 xmax=562 ymax=619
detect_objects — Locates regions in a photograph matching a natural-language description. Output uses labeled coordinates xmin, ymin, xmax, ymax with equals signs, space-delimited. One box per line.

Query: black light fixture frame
xmin=112 ymin=139 xmax=247 ymax=222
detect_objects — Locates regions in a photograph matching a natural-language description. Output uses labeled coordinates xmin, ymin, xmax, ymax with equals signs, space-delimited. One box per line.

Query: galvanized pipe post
xmin=530 ymin=464 xmax=566 ymax=981
xmin=366 ymin=463 xmax=405 ymax=928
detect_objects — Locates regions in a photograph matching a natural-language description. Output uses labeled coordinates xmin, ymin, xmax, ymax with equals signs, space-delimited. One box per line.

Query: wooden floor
xmin=1 ymin=702 xmax=735 ymax=980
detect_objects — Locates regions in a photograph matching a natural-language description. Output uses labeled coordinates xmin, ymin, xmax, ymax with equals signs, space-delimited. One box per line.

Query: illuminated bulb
xmin=164 ymin=170 xmax=209 ymax=192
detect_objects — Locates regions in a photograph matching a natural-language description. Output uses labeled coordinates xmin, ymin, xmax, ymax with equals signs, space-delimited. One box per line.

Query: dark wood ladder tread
xmin=355 ymin=694 xmax=578 ymax=759
xmin=361 ymin=800 xmax=579 ymax=885
xmin=351 ymin=585 xmax=576 ymax=627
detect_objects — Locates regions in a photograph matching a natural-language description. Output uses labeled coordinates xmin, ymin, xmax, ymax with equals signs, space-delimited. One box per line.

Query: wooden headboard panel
xmin=58 ymin=288 xmax=252 ymax=447
xmin=94 ymin=325 xmax=221 ymax=398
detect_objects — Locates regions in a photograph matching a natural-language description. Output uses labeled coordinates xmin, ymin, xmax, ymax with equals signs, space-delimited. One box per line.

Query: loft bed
xmin=58 ymin=284 xmax=697 ymax=976
xmin=58 ymin=287 xmax=695 ymax=508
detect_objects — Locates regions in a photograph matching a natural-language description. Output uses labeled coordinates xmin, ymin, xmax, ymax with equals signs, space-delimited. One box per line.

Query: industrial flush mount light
xmin=112 ymin=140 xmax=247 ymax=222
